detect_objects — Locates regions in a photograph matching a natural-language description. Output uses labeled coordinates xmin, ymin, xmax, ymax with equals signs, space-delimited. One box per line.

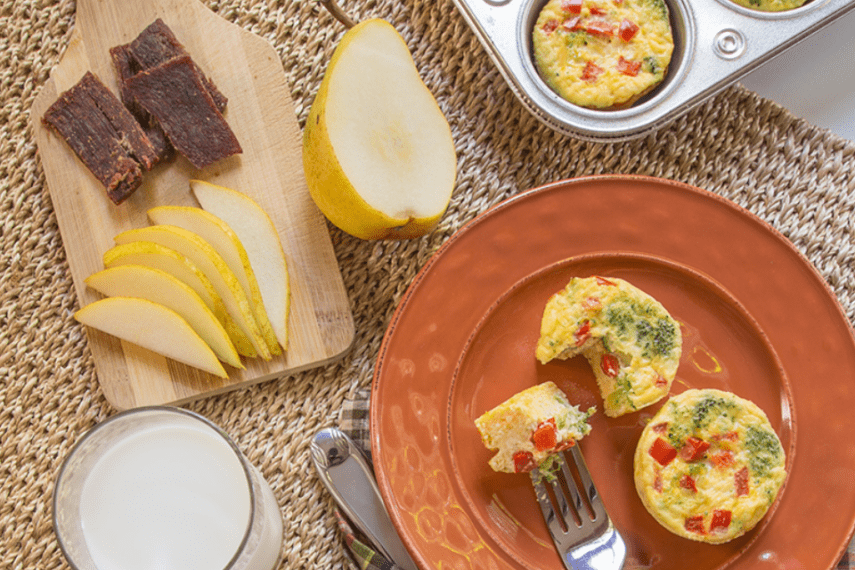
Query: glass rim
xmin=52 ymin=405 xmax=256 ymax=570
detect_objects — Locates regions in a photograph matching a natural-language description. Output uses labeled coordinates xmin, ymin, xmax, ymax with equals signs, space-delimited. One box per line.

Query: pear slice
xmin=75 ymin=297 xmax=228 ymax=378
xmin=147 ymin=205 xmax=280 ymax=355
xmin=103 ymin=241 xmax=258 ymax=358
xmin=113 ymin=225 xmax=272 ymax=361
xmin=85 ymin=265 xmax=242 ymax=369
xmin=302 ymin=18 xmax=456 ymax=240
xmin=190 ymin=180 xmax=290 ymax=351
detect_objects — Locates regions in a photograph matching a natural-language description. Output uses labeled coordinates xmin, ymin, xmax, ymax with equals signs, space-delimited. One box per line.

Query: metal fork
xmin=531 ymin=445 xmax=626 ymax=570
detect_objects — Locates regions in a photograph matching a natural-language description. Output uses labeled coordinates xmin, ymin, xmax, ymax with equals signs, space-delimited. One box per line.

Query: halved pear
xmin=190 ymin=180 xmax=290 ymax=351
xmin=102 ymin=241 xmax=258 ymax=358
xmin=147 ymin=205 xmax=280 ymax=355
xmin=302 ymin=18 xmax=456 ymax=240
xmin=113 ymin=225 xmax=272 ymax=361
xmin=85 ymin=265 xmax=242 ymax=369
xmin=75 ymin=297 xmax=228 ymax=378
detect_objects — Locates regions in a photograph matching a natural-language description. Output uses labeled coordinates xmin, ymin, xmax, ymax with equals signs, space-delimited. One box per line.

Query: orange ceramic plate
xmin=371 ymin=175 xmax=855 ymax=570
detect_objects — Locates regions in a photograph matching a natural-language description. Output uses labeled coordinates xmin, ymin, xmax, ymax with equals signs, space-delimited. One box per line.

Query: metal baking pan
xmin=451 ymin=0 xmax=855 ymax=141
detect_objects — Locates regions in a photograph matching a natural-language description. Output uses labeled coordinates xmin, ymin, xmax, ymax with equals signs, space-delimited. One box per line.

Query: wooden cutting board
xmin=31 ymin=0 xmax=355 ymax=410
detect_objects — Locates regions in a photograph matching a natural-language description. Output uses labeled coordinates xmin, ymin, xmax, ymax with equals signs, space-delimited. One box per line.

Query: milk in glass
xmin=54 ymin=408 xmax=283 ymax=570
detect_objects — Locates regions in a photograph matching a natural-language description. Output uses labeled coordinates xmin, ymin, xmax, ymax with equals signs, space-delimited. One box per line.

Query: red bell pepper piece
xmin=710 ymin=450 xmax=735 ymax=469
xmin=581 ymin=61 xmax=604 ymax=82
xmin=531 ymin=418 xmax=558 ymax=451
xmin=575 ymin=320 xmax=592 ymax=346
xmin=616 ymin=56 xmax=641 ymax=77
xmin=735 ymin=466 xmax=750 ymax=496
xmin=514 ymin=451 xmax=537 ymax=473
xmin=618 ymin=18 xmax=639 ymax=41
xmin=562 ymin=16 xmax=584 ymax=31
xmin=601 ymin=353 xmax=620 ymax=377
xmin=679 ymin=474 xmax=697 ymax=493
xmin=649 ymin=437 xmax=677 ymax=466
xmin=542 ymin=19 xmax=559 ymax=33
xmin=562 ymin=0 xmax=583 ymax=13
xmin=710 ymin=509 xmax=732 ymax=532
xmin=595 ymin=276 xmax=616 ymax=286
xmin=585 ymin=20 xmax=615 ymax=37
xmin=679 ymin=437 xmax=711 ymax=462
xmin=684 ymin=515 xmax=706 ymax=534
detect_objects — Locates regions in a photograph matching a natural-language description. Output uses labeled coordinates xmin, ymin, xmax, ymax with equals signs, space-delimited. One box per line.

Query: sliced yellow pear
xmin=302 ymin=18 xmax=456 ymax=240
xmin=75 ymin=297 xmax=228 ymax=378
xmin=113 ymin=225 xmax=272 ymax=361
xmin=190 ymin=180 xmax=290 ymax=351
xmin=85 ymin=265 xmax=242 ymax=369
xmin=102 ymin=241 xmax=258 ymax=359
xmin=146 ymin=205 xmax=280 ymax=356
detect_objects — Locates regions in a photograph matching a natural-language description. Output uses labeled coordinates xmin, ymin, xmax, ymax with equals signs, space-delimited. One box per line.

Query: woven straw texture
xmin=2 ymin=0 xmax=855 ymax=568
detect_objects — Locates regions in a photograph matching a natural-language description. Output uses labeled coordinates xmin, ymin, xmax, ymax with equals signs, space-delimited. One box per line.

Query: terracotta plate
xmin=371 ymin=175 xmax=855 ymax=570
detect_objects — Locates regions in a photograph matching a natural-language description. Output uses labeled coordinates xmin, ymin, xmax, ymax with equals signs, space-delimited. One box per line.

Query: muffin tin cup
xmin=452 ymin=0 xmax=855 ymax=141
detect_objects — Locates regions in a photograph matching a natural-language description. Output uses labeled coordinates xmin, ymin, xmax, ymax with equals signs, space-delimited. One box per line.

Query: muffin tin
xmin=452 ymin=0 xmax=855 ymax=141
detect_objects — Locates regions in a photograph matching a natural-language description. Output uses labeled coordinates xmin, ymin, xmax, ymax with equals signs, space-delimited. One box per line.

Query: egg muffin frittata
xmin=634 ymin=389 xmax=787 ymax=543
xmin=475 ymin=381 xmax=594 ymax=474
xmin=729 ymin=0 xmax=807 ymax=11
xmin=532 ymin=0 xmax=674 ymax=109
xmin=536 ymin=276 xmax=682 ymax=417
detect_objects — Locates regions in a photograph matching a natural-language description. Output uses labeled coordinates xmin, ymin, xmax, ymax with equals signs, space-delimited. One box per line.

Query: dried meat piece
xmin=127 ymin=55 xmax=242 ymax=170
xmin=41 ymin=71 xmax=157 ymax=204
xmin=126 ymin=18 xmax=228 ymax=112
xmin=109 ymin=44 xmax=145 ymax=117
xmin=139 ymin=118 xmax=173 ymax=162
xmin=82 ymin=73 xmax=159 ymax=171
xmin=110 ymin=18 xmax=227 ymax=165
xmin=128 ymin=18 xmax=184 ymax=67
xmin=110 ymin=44 xmax=175 ymax=161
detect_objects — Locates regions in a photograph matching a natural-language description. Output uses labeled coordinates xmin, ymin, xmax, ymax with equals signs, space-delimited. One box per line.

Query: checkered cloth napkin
xmin=334 ymin=510 xmax=400 ymax=570
xmin=337 ymin=388 xmax=401 ymax=570
xmin=338 ymin=388 xmax=855 ymax=570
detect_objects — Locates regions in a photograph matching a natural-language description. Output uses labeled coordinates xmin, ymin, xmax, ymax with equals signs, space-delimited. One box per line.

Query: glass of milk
xmin=53 ymin=407 xmax=284 ymax=570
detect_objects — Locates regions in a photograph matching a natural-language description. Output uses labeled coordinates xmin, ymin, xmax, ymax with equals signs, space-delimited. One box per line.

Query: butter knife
xmin=311 ymin=428 xmax=419 ymax=570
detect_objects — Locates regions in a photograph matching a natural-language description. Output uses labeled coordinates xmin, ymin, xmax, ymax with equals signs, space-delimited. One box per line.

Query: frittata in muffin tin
xmin=536 ymin=276 xmax=682 ymax=417
xmin=634 ymin=389 xmax=787 ymax=543
xmin=729 ymin=0 xmax=807 ymax=11
xmin=475 ymin=381 xmax=595 ymax=474
xmin=532 ymin=0 xmax=675 ymax=109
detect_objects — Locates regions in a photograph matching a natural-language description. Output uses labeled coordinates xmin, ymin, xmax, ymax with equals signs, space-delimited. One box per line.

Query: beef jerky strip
xmin=41 ymin=72 xmax=157 ymax=204
xmin=110 ymin=44 xmax=174 ymax=161
xmin=109 ymin=44 xmax=145 ymax=117
xmin=78 ymin=72 xmax=159 ymax=171
xmin=127 ymin=18 xmax=228 ymax=113
xmin=127 ymin=55 xmax=242 ymax=170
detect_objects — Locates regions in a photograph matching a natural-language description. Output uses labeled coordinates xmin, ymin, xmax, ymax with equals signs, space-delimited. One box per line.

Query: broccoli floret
xmin=644 ymin=56 xmax=661 ymax=76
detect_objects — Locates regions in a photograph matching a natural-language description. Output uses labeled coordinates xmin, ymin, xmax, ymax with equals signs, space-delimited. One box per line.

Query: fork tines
xmin=531 ymin=445 xmax=626 ymax=570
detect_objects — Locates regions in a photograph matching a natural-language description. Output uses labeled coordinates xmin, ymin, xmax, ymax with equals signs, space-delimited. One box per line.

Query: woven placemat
xmin=2 ymin=0 xmax=855 ymax=568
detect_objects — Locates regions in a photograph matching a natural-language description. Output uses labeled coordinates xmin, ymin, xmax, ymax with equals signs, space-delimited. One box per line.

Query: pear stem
xmin=318 ymin=0 xmax=356 ymax=29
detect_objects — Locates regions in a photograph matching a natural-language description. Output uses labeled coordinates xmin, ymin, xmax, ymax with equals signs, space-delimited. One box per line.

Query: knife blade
xmin=311 ymin=427 xmax=419 ymax=570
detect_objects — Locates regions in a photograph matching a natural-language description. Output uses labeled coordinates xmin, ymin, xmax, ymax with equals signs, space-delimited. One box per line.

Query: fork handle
xmin=311 ymin=428 xmax=419 ymax=570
